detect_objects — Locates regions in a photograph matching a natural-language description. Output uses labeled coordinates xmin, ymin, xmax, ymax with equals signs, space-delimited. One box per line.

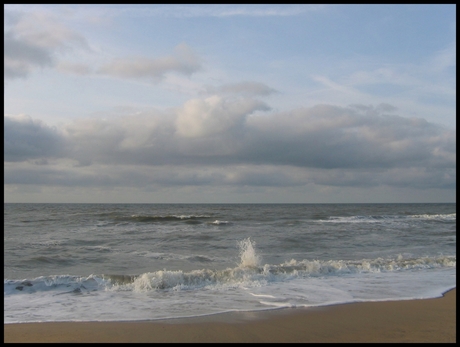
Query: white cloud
xmin=175 ymin=95 xmax=270 ymax=138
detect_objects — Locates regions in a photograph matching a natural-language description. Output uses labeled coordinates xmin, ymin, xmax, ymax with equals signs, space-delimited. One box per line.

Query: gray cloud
xmin=97 ymin=43 xmax=201 ymax=82
xmin=242 ymin=104 xmax=455 ymax=170
xmin=4 ymin=100 xmax=455 ymax=191
xmin=56 ymin=62 xmax=92 ymax=76
xmin=4 ymin=31 xmax=54 ymax=79
xmin=204 ymin=82 xmax=278 ymax=97
xmin=5 ymin=162 xmax=455 ymax=194
xmin=4 ymin=165 xmax=115 ymax=187
xmin=4 ymin=10 xmax=89 ymax=80
xmin=4 ymin=10 xmax=201 ymax=84
xmin=4 ymin=115 xmax=67 ymax=162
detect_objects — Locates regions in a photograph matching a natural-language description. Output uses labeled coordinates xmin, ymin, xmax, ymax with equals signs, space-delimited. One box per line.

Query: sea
xmin=4 ymin=203 xmax=456 ymax=324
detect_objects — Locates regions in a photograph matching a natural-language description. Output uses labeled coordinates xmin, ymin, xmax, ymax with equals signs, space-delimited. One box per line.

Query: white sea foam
xmin=410 ymin=213 xmax=456 ymax=220
xmin=129 ymin=214 xmax=211 ymax=220
xmin=4 ymin=266 xmax=456 ymax=324
xmin=4 ymin=252 xmax=455 ymax=297
xmin=211 ymin=220 xmax=230 ymax=225
xmin=321 ymin=213 xmax=455 ymax=224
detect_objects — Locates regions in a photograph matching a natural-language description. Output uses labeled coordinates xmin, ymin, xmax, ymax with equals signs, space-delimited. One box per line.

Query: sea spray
xmin=238 ymin=238 xmax=260 ymax=268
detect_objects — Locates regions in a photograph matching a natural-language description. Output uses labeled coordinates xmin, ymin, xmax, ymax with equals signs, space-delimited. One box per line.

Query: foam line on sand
xmin=4 ymin=288 xmax=456 ymax=343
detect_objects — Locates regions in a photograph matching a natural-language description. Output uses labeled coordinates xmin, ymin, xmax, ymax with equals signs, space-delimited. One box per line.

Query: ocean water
xmin=4 ymin=203 xmax=456 ymax=324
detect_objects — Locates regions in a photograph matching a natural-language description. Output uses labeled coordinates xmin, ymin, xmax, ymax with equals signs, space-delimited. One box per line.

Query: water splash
xmin=238 ymin=238 xmax=260 ymax=268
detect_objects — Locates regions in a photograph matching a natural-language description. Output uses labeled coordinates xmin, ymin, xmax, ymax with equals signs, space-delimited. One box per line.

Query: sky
xmin=4 ymin=4 xmax=456 ymax=203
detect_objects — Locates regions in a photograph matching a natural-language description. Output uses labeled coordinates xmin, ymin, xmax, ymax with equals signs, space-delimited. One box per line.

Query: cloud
xmin=96 ymin=43 xmax=202 ymax=82
xmin=56 ymin=61 xmax=92 ymax=75
xmin=4 ymin=31 xmax=54 ymax=79
xmin=4 ymin=9 xmax=202 ymax=85
xmin=4 ymin=100 xmax=455 ymax=192
xmin=67 ymin=4 xmax=325 ymax=19
xmin=430 ymin=40 xmax=456 ymax=72
xmin=4 ymin=114 xmax=67 ymax=162
xmin=10 ymin=11 xmax=87 ymax=50
xmin=240 ymin=104 xmax=455 ymax=170
xmin=4 ymin=162 xmax=116 ymax=187
xmin=175 ymin=95 xmax=270 ymax=138
xmin=4 ymin=10 xmax=89 ymax=80
xmin=199 ymin=4 xmax=321 ymax=17
xmin=204 ymin=82 xmax=278 ymax=97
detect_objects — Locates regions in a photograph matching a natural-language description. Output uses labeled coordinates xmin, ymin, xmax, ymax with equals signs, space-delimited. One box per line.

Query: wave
xmin=322 ymin=213 xmax=456 ymax=224
xmin=114 ymin=214 xmax=213 ymax=223
xmin=4 ymin=239 xmax=455 ymax=296
xmin=409 ymin=213 xmax=456 ymax=221
xmin=209 ymin=220 xmax=230 ymax=225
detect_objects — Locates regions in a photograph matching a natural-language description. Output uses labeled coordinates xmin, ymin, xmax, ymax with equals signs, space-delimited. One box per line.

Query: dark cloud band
xmin=4 ymin=100 xmax=455 ymax=191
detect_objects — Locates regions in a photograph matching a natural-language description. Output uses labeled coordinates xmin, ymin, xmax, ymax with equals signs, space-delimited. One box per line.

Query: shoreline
xmin=4 ymin=288 xmax=456 ymax=342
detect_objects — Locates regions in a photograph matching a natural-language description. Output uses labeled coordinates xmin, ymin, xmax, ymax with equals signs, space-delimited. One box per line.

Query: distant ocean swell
xmin=100 ymin=214 xmax=233 ymax=226
xmin=98 ymin=212 xmax=456 ymax=226
xmin=15 ymin=211 xmax=455 ymax=225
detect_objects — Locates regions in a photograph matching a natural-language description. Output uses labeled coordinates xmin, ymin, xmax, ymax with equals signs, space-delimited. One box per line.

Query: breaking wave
xmin=322 ymin=213 xmax=456 ymax=224
xmin=4 ymin=238 xmax=455 ymax=296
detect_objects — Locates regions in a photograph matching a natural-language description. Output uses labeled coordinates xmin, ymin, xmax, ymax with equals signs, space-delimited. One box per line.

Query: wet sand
xmin=4 ymin=288 xmax=455 ymax=343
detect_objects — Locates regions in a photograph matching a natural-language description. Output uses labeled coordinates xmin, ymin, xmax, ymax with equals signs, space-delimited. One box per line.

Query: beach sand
xmin=4 ymin=288 xmax=455 ymax=343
